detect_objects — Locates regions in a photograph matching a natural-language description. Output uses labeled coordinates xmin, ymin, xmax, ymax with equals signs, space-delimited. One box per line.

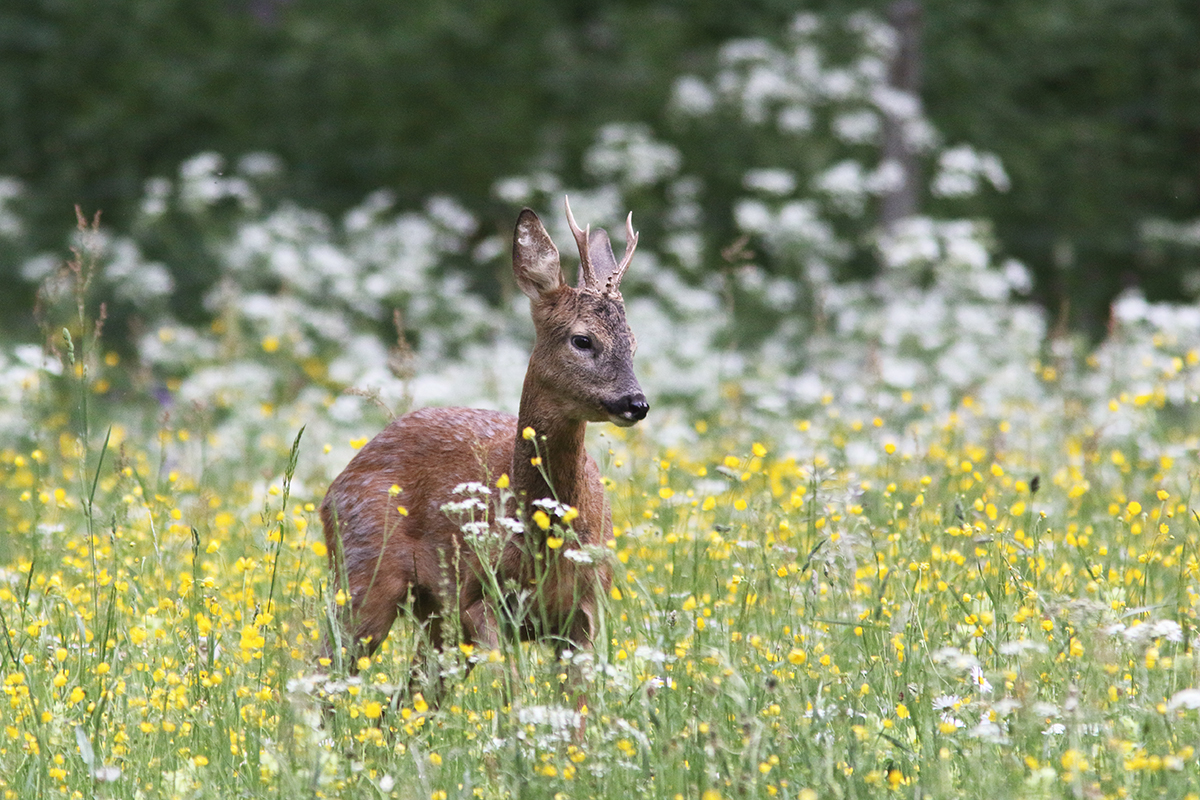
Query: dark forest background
xmin=2 ymin=0 xmax=1197 ymax=338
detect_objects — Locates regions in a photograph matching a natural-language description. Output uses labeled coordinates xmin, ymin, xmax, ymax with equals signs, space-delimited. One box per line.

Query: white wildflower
xmin=671 ymin=75 xmax=715 ymax=116
xmin=1123 ymin=619 xmax=1183 ymax=644
xmin=969 ymin=664 xmax=993 ymax=695
xmin=743 ymin=169 xmax=797 ymax=196
xmin=998 ymin=638 xmax=1046 ymax=657
xmin=460 ymin=521 xmax=492 ymax=538
xmin=584 ymin=123 xmax=682 ymax=187
xmin=634 ymin=645 xmax=672 ymax=664
xmin=452 ymin=482 xmax=492 ymax=496
xmin=968 ymin=719 xmax=1006 ymax=744
xmin=441 ymin=498 xmax=486 ymax=515
xmin=516 ymin=705 xmax=582 ymax=740
xmin=1166 ymin=689 xmax=1200 ymax=712
xmin=564 ymin=548 xmax=596 ymax=564
xmin=92 ymin=765 xmax=122 ymax=783
xmin=932 ymin=647 xmax=978 ymax=671
xmin=932 ymin=694 xmax=961 ymax=711
xmin=532 ymin=497 xmax=571 ymax=516
xmin=832 ymin=110 xmax=879 ymax=143
xmin=497 ymin=517 xmax=526 ymax=535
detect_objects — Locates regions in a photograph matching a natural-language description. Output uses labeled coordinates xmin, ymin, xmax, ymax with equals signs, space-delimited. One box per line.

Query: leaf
xmin=75 ymin=725 xmax=95 ymax=770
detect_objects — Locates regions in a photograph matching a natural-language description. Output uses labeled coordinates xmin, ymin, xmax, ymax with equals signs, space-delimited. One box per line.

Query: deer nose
xmin=607 ymin=393 xmax=649 ymax=423
xmin=628 ymin=395 xmax=650 ymax=421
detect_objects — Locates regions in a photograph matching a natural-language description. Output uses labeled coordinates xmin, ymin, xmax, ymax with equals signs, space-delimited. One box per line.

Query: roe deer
xmin=320 ymin=198 xmax=648 ymax=700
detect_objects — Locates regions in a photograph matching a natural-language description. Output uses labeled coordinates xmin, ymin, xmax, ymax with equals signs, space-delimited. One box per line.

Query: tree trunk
xmin=879 ymin=0 xmax=923 ymax=232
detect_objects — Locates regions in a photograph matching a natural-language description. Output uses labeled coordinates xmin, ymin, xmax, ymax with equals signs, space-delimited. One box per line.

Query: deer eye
xmin=571 ymin=334 xmax=593 ymax=351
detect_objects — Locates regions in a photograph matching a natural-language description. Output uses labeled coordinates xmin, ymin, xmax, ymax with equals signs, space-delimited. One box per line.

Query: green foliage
xmin=0 ymin=0 xmax=794 ymax=237
xmin=2 ymin=0 xmax=1197 ymax=338
xmin=922 ymin=0 xmax=1200 ymax=331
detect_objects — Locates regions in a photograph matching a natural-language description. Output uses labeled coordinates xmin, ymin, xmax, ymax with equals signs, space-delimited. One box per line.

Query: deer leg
xmin=321 ymin=600 xmax=395 ymax=674
xmin=557 ymin=604 xmax=599 ymax=740
xmin=336 ymin=585 xmax=401 ymax=674
xmin=462 ymin=598 xmax=526 ymax=701
xmin=406 ymin=615 xmax=449 ymax=707
xmin=317 ymin=588 xmax=400 ymax=736
xmin=461 ymin=597 xmax=502 ymax=652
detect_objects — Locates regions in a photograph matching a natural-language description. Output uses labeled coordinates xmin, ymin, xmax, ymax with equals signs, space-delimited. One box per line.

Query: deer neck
xmin=512 ymin=373 xmax=587 ymax=519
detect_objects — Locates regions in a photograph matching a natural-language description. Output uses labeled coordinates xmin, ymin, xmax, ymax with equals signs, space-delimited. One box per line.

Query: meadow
xmin=2 ymin=13 xmax=1200 ymax=798
xmin=1 ymin=223 xmax=1199 ymax=800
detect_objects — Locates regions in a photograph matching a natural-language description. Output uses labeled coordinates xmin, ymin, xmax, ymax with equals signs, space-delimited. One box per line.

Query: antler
xmin=564 ymin=196 xmax=597 ymax=290
xmin=605 ymin=211 xmax=638 ymax=297
xmin=564 ymin=196 xmax=638 ymax=298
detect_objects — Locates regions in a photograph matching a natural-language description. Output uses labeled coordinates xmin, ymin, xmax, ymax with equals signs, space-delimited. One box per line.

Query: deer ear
xmin=513 ymin=209 xmax=566 ymax=300
xmin=585 ymin=228 xmax=621 ymax=290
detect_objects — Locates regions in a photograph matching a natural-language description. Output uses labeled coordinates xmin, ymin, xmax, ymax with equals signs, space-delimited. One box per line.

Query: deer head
xmin=511 ymin=199 xmax=648 ymax=427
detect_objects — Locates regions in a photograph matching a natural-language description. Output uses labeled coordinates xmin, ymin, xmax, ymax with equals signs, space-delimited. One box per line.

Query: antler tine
xmin=605 ymin=211 xmax=639 ymax=295
xmin=563 ymin=195 xmax=597 ymax=289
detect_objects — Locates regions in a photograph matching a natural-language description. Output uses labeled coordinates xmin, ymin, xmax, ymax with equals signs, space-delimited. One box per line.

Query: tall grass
xmin=1 ymin=237 xmax=1198 ymax=800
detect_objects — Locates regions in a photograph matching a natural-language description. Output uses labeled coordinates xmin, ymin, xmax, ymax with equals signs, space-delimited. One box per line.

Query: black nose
xmin=607 ymin=393 xmax=649 ymax=422
xmin=628 ymin=395 xmax=649 ymax=421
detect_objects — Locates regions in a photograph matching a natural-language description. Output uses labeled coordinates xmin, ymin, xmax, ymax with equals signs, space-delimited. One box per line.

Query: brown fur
xmin=320 ymin=202 xmax=647 ymax=696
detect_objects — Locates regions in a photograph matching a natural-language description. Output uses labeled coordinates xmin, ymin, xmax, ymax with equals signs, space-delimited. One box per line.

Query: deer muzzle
xmin=604 ymin=392 xmax=650 ymax=426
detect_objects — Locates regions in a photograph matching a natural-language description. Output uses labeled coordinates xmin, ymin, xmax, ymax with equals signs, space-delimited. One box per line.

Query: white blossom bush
xmin=0 ymin=11 xmax=1196 ymax=480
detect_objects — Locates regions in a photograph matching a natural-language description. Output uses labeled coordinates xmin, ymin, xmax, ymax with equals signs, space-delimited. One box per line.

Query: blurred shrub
xmin=3 ymin=0 xmax=1197 ymax=339
xmin=4 ymin=12 xmax=1198 ymax=474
